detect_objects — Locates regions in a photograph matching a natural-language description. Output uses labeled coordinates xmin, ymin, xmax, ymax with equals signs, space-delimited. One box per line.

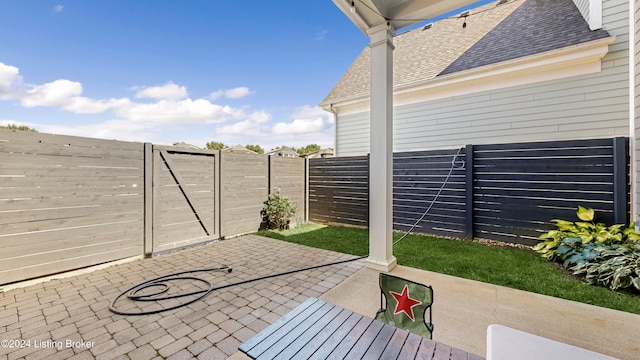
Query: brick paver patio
xmin=0 ymin=235 xmax=364 ymax=359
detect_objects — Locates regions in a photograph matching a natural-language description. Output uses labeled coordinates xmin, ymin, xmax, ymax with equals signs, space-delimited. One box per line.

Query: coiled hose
xmin=109 ymin=256 xmax=366 ymax=316
xmin=110 ymin=148 xmax=464 ymax=315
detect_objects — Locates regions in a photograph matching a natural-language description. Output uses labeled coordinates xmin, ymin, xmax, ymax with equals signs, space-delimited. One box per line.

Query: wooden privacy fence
xmin=0 ymin=130 xmax=629 ymax=285
xmin=0 ymin=130 xmax=306 ymax=285
xmin=1 ymin=131 xmax=145 ymax=286
xmin=309 ymin=137 xmax=630 ymax=246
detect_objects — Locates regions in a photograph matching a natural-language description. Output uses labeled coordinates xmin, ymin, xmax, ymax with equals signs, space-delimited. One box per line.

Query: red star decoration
xmin=390 ymin=284 xmax=422 ymax=321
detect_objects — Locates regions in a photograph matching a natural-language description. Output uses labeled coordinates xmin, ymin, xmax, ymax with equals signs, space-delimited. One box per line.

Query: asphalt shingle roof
xmin=440 ymin=0 xmax=611 ymax=75
xmin=321 ymin=0 xmax=612 ymax=106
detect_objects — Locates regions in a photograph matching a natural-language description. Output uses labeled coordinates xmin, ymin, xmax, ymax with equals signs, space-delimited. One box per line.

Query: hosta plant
xmin=572 ymin=246 xmax=640 ymax=292
xmin=534 ymin=205 xmax=640 ymax=262
xmin=553 ymin=237 xmax=602 ymax=268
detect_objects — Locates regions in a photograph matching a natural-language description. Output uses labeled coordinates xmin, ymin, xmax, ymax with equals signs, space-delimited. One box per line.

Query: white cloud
xmin=272 ymin=105 xmax=332 ymax=135
xmin=216 ymin=105 xmax=334 ymax=151
xmin=258 ymin=105 xmax=334 ymax=149
xmin=37 ymin=119 xmax=160 ymax=143
xmin=272 ymin=118 xmax=325 ymax=135
xmin=134 ymin=82 xmax=187 ymax=100
xmin=0 ymin=63 xmax=22 ymax=98
xmin=291 ymin=104 xmax=331 ymax=120
xmin=0 ymin=62 xmax=336 ymax=150
xmin=217 ymin=120 xmax=258 ymax=135
xmin=18 ymin=79 xmax=129 ymax=114
xmin=247 ymin=110 xmax=271 ymax=123
xmin=53 ymin=5 xmax=64 ymax=12
xmin=217 ymin=110 xmax=271 ymax=135
xmin=21 ymin=79 xmax=83 ymax=107
xmin=210 ymin=86 xmax=253 ymax=100
xmin=63 ymin=97 xmax=131 ymax=114
xmin=0 ymin=62 xmax=251 ymax=126
xmin=116 ymin=99 xmax=245 ymax=124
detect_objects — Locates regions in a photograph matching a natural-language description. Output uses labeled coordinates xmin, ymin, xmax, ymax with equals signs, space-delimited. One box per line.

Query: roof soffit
xmin=333 ymin=0 xmax=480 ymax=33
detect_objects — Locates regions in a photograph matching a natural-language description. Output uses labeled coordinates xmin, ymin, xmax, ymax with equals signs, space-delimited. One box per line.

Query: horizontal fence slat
xmin=309 ymin=155 xmax=369 ymax=227
xmin=1 ymin=128 xmax=631 ymax=285
xmin=309 ymin=137 xmax=628 ymax=246
xmin=0 ymin=247 xmax=140 ymax=285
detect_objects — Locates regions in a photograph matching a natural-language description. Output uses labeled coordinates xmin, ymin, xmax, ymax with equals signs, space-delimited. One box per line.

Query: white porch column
xmin=366 ymin=23 xmax=397 ymax=272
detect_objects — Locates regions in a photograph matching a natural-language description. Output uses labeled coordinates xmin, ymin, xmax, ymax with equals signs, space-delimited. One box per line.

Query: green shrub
xmin=262 ymin=188 xmax=297 ymax=230
xmin=0 ymin=124 xmax=37 ymax=132
xmin=534 ymin=205 xmax=640 ymax=262
xmin=554 ymin=237 xmax=603 ymax=268
xmin=535 ymin=205 xmax=640 ymax=293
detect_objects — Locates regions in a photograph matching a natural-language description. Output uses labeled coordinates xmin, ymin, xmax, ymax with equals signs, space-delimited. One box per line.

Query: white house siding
xmin=392 ymin=60 xmax=629 ymax=152
xmin=335 ymin=0 xmax=629 ymax=157
xmin=335 ymin=111 xmax=370 ymax=157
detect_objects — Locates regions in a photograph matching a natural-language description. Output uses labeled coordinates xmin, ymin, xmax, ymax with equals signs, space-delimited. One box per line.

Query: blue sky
xmin=0 ymin=0 xmax=492 ymax=150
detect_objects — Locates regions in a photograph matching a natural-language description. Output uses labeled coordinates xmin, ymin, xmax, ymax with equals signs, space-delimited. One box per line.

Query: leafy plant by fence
xmin=262 ymin=188 xmax=297 ymax=230
xmin=535 ymin=206 xmax=640 ymax=293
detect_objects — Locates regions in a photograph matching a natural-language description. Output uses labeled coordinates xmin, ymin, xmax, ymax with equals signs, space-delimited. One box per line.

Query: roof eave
xmin=321 ymin=36 xmax=616 ymax=111
xmin=398 ymin=36 xmax=616 ymax=94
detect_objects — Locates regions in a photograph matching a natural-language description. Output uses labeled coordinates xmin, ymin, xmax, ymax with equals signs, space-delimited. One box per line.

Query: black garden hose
xmin=110 ymin=149 xmax=463 ymax=316
xmin=393 ymin=147 xmax=465 ymax=246
xmin=109 ymin=256 xmax=366 ymax=316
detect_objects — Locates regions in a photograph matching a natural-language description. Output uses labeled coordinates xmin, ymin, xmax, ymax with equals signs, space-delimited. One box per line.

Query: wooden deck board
xmin=345 ymin=319 xmax=384 ymax=358
xmin=433 ymin=342 xmax=453 ymax=360
xmin=292 ymin=307 xmax=353 ymax=358
xmin=363 ymin=324 xmax=397 ymax=358
xmin=379 ymin=328 xmax=410 ymax=359
xmin=417 ymin=338 xmax=437 ymax=360
xmin=306 ymin=312 xmax=364 ymax=360
xmin=240 ymin=298 xmax=485 ymax=360
xmin=238 ymin=297 xmax=320 ymax=356
xmin=272 ymin=302 xmax=338 ymax=359
xmin=398 ymin=332 xmax=424 ymax=359
xmin=327 ymin=315 xmax=375 ymax=358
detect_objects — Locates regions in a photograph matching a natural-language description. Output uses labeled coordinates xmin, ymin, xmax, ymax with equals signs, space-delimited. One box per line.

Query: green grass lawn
xmin=257 ymin=223 xmax=640 ymax=315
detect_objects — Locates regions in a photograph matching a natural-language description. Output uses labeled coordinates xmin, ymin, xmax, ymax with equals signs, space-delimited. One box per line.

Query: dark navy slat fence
xmin=308 ymin=137 xmax=629 ymax=246
xmin=308 ymin=155 xmax=369 ymax=227
xmin=393 ymin=149 xmax=467 ymax=237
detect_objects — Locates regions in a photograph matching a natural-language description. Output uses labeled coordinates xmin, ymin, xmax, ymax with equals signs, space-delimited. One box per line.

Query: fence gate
xmin=151 ymin=146 xmax=219 ymax=254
